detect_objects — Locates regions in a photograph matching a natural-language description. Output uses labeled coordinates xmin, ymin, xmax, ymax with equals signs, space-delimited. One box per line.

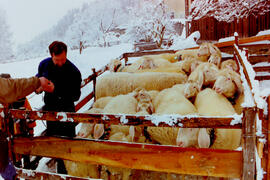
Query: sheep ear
xmin=209 ymin=44 xmax=217 ymax=54
xmin=93 ymin=124 xmax=104 ymax=139
xmin=198 ymin=128 xmax=210 ymax=148
xmin=232 ymin=76 xmax=243 ymax=94
xmin=176 ymin=128 xmax=183 ymax=146
xmin=197 ymin=71 xmax=204 ymax=90
xmin=129 ymin=126 xmax=135 ymax=142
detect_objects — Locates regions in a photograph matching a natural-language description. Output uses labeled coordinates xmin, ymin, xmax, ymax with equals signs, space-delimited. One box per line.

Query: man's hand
xmin=38 ymin=77 xmax=54 ymax=93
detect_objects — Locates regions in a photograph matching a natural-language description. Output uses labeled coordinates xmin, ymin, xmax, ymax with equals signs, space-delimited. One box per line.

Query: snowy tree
xmin=0 ymin=8 xmax=14 ymax=61
xmin=123 ymin=0 xmax=175 ymax=48
xmin=190 ymin=0 xmax=270 ymax=22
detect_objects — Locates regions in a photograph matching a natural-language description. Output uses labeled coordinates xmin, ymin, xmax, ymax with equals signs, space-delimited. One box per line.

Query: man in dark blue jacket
xmin=36 ymin=41 xmax=82 ymax=138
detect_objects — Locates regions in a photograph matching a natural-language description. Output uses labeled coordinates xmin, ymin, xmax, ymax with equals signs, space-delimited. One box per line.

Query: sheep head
xmin=208 ymin=53 xmax=221 ymax=67
xmin=202 ymin=64 xmax=219 ymax=86
xmin=176 ymin=128 xmax=200 ymax=147
xmin=134 ymin=88 xmax=154 ymax=114
xmin=221 ymin=59 xmax=238 ymax=72
xmin=184 ymin=82 xmax=200 ymax=99
xmin=198 ymin=43 xmax=210 ymax=57
xmin=108 ymin=59 xmax=122 ymax=72
xmin=213 ymin=75 xmax=237 ymax=98
xmin=138 ymin=57 xmax=157 ymax=70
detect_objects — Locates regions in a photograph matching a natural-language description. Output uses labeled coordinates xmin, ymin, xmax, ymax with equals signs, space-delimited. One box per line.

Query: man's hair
xmin=49 ymin=41 xmax=67 ymax=56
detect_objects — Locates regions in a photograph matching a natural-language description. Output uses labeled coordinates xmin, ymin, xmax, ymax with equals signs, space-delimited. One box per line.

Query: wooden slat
xmin=215 ymin=34 xmax=270 ymax=49
xmin=121 ymin=50 xmax=176 ymax=59
xmin=268 ymin=97 xmax=270 ymax=180
xmin=255 ymin=75 xmax=270 ymax=81
xmin=16 ymin=168 xmax=93 ymax=180
xmin=253 ymin=66 xmax=270 ymax=72
xmin=242 ymin=107 xmax=256 ymax=180
xmin=75 ymin=92 xmax=94 ymax=112
xmin=8 ymin=109 xmax=242 ymax=129
xmin=249 ymin=55 xmax=270 ymax=64
xmin=13 ymin=137 xmax=243 ymax=178
xmin=81 ymin=74 xmax=95 ymax=88
xmin=234 ymin=45 xmax=253 ymax=90
xmin=239 ymin=44 xmax=270 ymax=55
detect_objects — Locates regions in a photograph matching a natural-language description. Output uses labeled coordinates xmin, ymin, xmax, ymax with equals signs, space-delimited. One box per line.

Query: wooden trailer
xmin=0 ymin=34 xmax=270 ymax=180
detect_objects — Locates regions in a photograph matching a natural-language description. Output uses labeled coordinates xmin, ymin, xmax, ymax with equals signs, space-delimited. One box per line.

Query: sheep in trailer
xmin=213 ymin=68 xmax=243 ymax=99
xmin=194 ymin=88 xmax=242 ymax=150
xmin=175 ymin=49 xmax=208 ymax=62
xmin=197 ymin=43 xmax=222 ymax=67
xmin=220 ymin=59 xmax=238 ymax=72
xmin=95 ymin=72 xmax=187 ymax=99
xmin=147 ymin=85 xmax=198 ymax=145
xmin=184 ymin=62 xmax=219 ymax=98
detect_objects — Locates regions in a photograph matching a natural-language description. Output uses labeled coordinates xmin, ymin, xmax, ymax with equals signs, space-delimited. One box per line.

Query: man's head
xmin=49 ymin=41 xmax=67 ymax=67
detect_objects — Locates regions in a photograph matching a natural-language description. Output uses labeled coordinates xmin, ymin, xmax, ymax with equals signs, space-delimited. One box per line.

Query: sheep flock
xmin=65 ymin=43 xmax=245 ymax=180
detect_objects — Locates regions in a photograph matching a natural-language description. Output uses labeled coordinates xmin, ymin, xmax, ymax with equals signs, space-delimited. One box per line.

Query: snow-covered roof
xmin=189 ymin=0 xmax=270 ymax=22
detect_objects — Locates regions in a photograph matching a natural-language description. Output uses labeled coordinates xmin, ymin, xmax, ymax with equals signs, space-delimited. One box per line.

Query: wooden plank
xmin=121 ymin=50 xmax=176 ymax=59
xmin=75 ymin=92 xmax=94 ymax=112
xmin=13 ymin=137 xmax=243 ymax=178
xmin=16 ymin=168 xmax=92 ymax=180
xmin=242 ymin=107 xmax=256 ymax=180
xmin=8 ymin=109 xmax=242 ymax=129
xmin=248 ymin=55 xmax=270 ymax=64
xmin=214 ymin=34 xmax=270 ymax=49
xmin=253 ymin=66 xmax=270 ymax=72
xmin=239 ymin=44 xmax=270 ymax=55
xmin=268 ymin=97 xmax=270 ymax=180
xmin=255 ymin=75 xmax=270 ymax=81
xmin=234 ymin=45 xmax=253 ymax=90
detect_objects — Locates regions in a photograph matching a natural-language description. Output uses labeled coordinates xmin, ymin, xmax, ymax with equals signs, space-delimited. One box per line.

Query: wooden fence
xmin=189 ymin=11 xmax=270 ymax=41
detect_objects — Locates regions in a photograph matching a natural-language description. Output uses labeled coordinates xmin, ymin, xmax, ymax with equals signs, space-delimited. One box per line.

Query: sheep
xmin=108 ymin=59 xmax=123 ymax=72
xmin=133 ymin=88 xmax=154 ymax=114
xmin=213 ymin=68 xmax=243 ymax=98
xmin=176 ymin=128 xmax=211 ymax=148
xmin=194 ymin=88 xmax=242 ymax=150
xmin=103 ymin=94 xmax=137 ymax=114
xmin=220 ymin=59 xmax=238 ymax=72
xmin=198 ymin=43 xmax=222 ymax=67
xmin=95 ymin=72 xmax=187 ymax=99
xmin=92 ymin=96 xmax=113 ymax=109
xmin=175 ymin=49 xmax=208 ymax=62
xmin=147 ymin=85 xmax=198 ymax=145
xmin=174 ymin=58 xmax=202 ymax=75
xmin=122 ymin=56 xmax=173 ymax=72
xmin=184 ymin=62 xmax=219 ymax=99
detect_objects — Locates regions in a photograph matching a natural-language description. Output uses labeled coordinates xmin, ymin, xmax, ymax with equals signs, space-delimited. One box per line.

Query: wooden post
xmin=242 ymin=107 xmax=256 ymax=180
xmin=268 ymin=96 xmax=270 ymax=180
xmin=185 ymin=0 xmax=190 ymax=38
xmin=92 ymin=68 xmax=97 ymax=102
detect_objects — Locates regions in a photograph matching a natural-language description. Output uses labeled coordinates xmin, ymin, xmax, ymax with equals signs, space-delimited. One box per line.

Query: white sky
xmin=0 ymin=0 xmax=91 ymax=45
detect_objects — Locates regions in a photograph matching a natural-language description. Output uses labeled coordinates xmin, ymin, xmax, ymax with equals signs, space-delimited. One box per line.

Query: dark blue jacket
xmin=36 ymin=57 xmax=82 ymax=112
xmin=37 ymin=58 xmax=82 ymax=137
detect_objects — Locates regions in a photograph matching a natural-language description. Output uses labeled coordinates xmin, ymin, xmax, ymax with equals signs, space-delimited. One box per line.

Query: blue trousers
xmin=0 ymin=159 xmax=16 ymax=180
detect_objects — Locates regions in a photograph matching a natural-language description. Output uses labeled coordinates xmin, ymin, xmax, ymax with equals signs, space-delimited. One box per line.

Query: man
xmin=36 ymin=41 xmax=82 ymax=137
xmin=0 ymin=76 xmax=53 ymax=180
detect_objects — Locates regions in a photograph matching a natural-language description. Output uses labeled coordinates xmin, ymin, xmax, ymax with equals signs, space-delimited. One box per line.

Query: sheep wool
xmin=175 ymin=49 xmax=208 ymax=62
xmin=95 ymin=72 xmax=187 ymax=99
xmin=64 ymin=161 xmax=99 ymax=179
xmin=92 ymin=96 xmax=113 ymax=109
xmin=194 ymin=88 xmax=241 ymax=150
xmin=103 ymin=94 xmax=137 ymax=114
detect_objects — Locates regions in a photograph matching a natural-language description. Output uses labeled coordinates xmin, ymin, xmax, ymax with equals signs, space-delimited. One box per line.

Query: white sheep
xmin=198 ymin=43 xmax=222 ymax=67
xmin=184 ymin=62 xmax=219 ymax=98
xmin=147 ymin=85 xmax=197 ymax=145
xmin=95 ymin=72 xmax=187 ymax=99
xmin=174 ymin=58 xmax=202 ymax=75
xmin=92 ymin=96 xmax=113 ymax=109
xmin=213 ymin=68 xmax=243 ymax=98
xmin=175 ymin=49 xmax=208 ymax=62
xmin=194 ymin=88 xmax=242 ymax=150
xmin=108 ymin=59 xmax=123 ymax=72
xmin=220 ymin=59 xmax=238 ymax=72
